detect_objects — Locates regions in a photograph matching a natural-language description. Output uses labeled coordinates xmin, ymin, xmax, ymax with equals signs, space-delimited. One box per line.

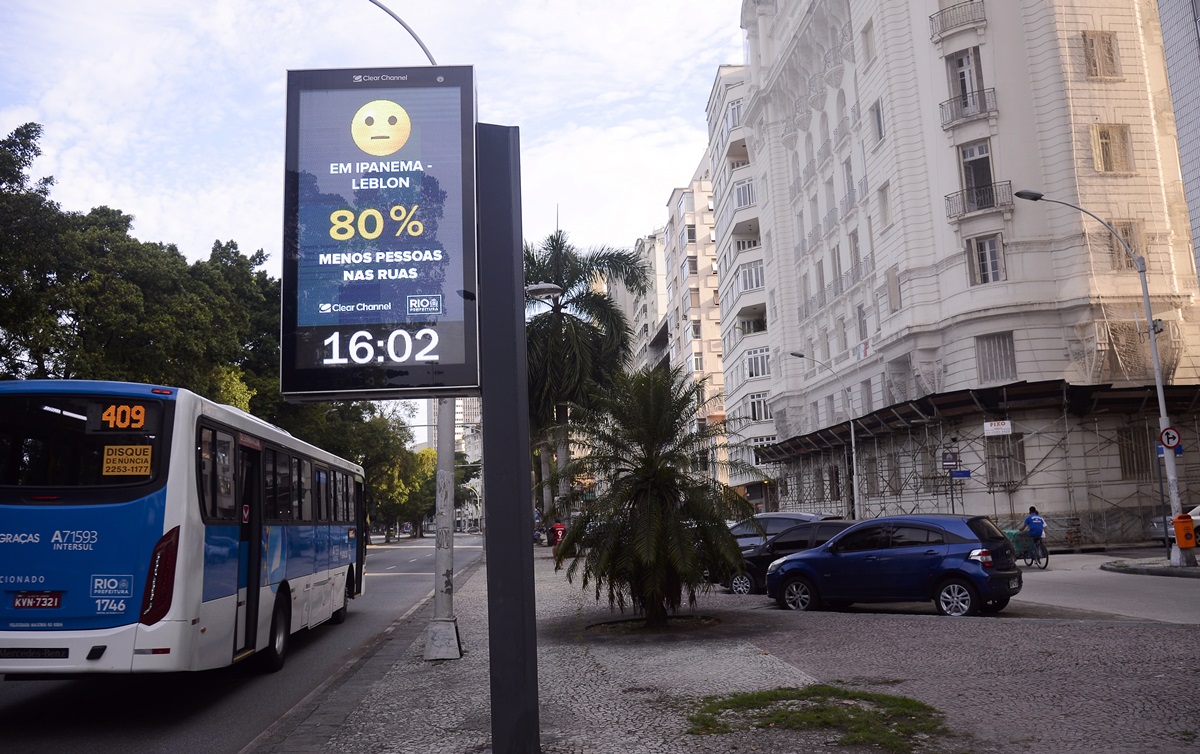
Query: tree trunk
xmin=540 ymin=438 xmax=554 ymax=515
xmin=556 ymin=403 xmax=570 ymax=507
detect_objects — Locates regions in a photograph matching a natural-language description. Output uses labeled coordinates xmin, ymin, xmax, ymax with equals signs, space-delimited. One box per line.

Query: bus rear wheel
xmin=260 ymin=597 xmax=290 ymax=672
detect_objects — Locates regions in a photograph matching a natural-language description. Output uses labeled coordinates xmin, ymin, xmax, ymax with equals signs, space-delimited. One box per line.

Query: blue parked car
xmin=764 ymin=514 xmax=1022 ymax=616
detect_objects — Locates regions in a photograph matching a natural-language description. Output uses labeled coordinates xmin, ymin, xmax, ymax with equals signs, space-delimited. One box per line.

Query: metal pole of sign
xmin=477 ymin=123 xmax=541 ymax=753
xmin=425 ymin=398 xmax=462 ymax=659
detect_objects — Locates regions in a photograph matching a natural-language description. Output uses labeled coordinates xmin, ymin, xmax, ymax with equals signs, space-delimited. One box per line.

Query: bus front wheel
xmin=260 ymin=597 xmax=290 ymax=672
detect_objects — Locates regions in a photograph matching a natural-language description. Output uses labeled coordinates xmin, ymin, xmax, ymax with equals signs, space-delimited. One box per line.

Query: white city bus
xmin=0 ymin=380 xmax=366 ymax=675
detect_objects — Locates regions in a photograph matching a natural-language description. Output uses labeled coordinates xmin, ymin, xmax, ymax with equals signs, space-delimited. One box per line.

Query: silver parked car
xmin=1147 ymin=505 xmax=1200 ymax=542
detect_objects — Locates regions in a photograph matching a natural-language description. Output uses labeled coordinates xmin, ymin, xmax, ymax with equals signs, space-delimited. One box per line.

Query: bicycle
xmin=1021 ymin=534 xmax=1048 ymax=569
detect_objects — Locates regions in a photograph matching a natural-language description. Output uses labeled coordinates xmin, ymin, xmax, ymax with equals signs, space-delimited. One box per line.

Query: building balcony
xmin=930 ymin=1 xmax=987 ymax=41
xmin=944 ymin=180 xmax=1013 ymax=220
xmin=808 ymin=73 xmax=825 ymax=109
xmin=802 ymin=158 xmax=817 ymax=186
xmin=834 ymin=115 xmax=851 ymax=146
xmin=823 ymin=208 xmax=839 ymax=236
xmin=823 ymin=46 xmax=844 ymax=86
xmin=818 ymin=138 xmax=833 ymax=165
xmin=806 ymin=225 xmax=823 ymax=250
xmin=839 ymin=187 xmax=857 ymax=218
xmin=939 ymin=88 xmax=997 ymax=128
xmin=795 ymin=107 xmax=812 ymax=132
xmin=781 ymin=115 xmax=798 ymax=148
xmin=789 ymin=177 xmax=802 ymax=202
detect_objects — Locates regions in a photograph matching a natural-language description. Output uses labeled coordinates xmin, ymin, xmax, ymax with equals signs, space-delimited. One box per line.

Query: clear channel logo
xmin=318 ymin=302 xmax=393 ymax=314
xmin=407 ymin=295 xmax=443 ymax=315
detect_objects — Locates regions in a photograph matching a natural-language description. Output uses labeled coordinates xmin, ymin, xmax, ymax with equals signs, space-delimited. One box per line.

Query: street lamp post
xmin=790 ymin=352 xmax=860 ymax=520
xmin=1015 ymin=189 xmax=1195 ymax=567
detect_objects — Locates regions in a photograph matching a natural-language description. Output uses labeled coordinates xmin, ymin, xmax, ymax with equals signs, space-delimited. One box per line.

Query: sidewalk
xmin=249 ymin=547 xmax=1200 ymax=754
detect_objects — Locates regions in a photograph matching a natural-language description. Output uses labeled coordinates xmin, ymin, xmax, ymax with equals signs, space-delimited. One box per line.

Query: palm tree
xmin=524 ymin=230 xmax=648 ymax=514
xmin=554 ymin=366 xmax=757 ymax=628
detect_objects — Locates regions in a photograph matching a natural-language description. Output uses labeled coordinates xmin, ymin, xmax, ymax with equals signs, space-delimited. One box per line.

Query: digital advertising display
xmin=281 ymin=66 xmax=478 ymax=400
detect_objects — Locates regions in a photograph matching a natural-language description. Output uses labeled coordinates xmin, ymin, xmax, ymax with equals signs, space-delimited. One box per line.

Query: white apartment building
xmin=709 ymin=64 xmax=778 ymax=508
xmin=714 ymin=0 xmax=1200 ymax=545
xmin=663 ymin=158 xmax=726 ymax=435
xmin=613 ymin=230 xmax=668 ymax=371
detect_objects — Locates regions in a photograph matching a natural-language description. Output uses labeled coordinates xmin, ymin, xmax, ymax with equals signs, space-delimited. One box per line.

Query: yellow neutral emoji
xmin=350 ymin=99 xmax=411 ymax=156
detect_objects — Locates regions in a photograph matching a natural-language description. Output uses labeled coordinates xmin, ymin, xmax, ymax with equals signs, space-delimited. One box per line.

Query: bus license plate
xmin=13 ymin=592 xmax=62 ymax=609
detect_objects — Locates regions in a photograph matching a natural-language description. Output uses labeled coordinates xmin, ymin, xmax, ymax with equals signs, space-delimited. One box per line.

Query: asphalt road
xmin=0 ymin=535 xmax=483 ymax=754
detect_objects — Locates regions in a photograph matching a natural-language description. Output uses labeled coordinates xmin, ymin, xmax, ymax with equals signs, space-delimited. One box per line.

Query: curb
xmin=1099 ymin=561 xmax=1200 ymax=579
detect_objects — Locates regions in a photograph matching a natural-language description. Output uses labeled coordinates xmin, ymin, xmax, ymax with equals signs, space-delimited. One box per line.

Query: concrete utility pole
xmin=425 ymin=397 xmax=462 ymax=659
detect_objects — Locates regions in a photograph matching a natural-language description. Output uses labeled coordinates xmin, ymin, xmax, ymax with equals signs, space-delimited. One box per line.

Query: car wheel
xmin=934 ymin=578 xmax=980 ymax=617
xmin=729 ymin=573 xmax=755 ymax=595
xmin=980 ymin=595 xmax=1010 ymax=614
xmin=777 ymin=576 xmax=821 ymax=611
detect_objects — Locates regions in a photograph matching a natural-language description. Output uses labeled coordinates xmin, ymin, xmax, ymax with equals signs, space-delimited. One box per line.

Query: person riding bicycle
xmin=1019 ymin=506 xmax=1046 ymax=544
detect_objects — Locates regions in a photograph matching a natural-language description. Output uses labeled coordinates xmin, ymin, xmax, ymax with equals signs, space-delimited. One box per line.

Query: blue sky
xmin=0 ymin=0 xmax=744 ymax=277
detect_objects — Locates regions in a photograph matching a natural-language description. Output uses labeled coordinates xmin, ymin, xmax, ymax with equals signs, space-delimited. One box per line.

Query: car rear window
xmin=966 ymin=516 xmax=1006 ymax=542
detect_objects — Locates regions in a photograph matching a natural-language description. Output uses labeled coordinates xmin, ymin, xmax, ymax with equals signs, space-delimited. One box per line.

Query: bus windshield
xmin=0 ymin=393 xmax=165 ymax=490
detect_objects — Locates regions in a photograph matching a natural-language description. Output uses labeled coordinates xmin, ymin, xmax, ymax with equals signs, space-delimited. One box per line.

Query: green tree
xmin=554 ymin=366 xmax=757 ymax=628
xmin=524 ymin=230 xmax=648 ymax=514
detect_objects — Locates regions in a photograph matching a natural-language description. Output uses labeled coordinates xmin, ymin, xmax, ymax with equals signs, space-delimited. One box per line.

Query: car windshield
xmin=966 ymin=516 xmax=1006 ymax=542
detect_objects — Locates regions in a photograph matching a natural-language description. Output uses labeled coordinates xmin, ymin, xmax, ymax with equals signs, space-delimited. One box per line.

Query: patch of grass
xmin=687 ymin=684 xmax=948 ymax=754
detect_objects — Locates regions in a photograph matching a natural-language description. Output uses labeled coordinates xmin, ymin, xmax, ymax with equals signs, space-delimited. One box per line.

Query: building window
xmin=869 ymin=99 xmax=885 ymax=143
xmin=886 ymin=265 xmax=901 ymax=313
xmin=689 ymin=289 xmax=701 ymax=309
xmin=1083 ymin=31 xmax=1121 ymax=78
xmin=1117 ymin=428 xmax=1152 ymax=481
xmin=836 ymin=317 xmax=848 ymax=353
xmin=690 ymin=320 xmax=702 ymax=340
xmin=946 ymin=46 xmax=985 ymax=110
xmin=747 ymin=392 xmax=772 ymax=422
xmin=1108 ymin=219 xmax=1141 ymax=271
xmin=860 ymin=378 xmax=873 ymax=413
xmin=745 ymin=347 xmax=771 ymax=380
xmin=976 ymin=332 xmax=1017 ymax=383
xmin=739 ymin=260 xmax=765 ymax=292
xmin=967 ymin=233 xmax=1006 ymax=285
xmin=959 ymin=139 xmax=995 ymax=210
xmin=861 ymin=20 xmax=876 ymax=64
xmin=856 ymin=305 xmax=868 ymax=342
xmin=735 ymin=237 xmax=760 ymax=252
xmin=878 ymin=183 xmax=892 ymax=227
xmin=986 ymin=433 xmax=1026 ymax=486
xmin=1091 ymin=124 xmax=1133 ymax=173
xmin=687 ymin=256 xmax=699 ymax=275
xmin=692 ymin=352 xmax=704 ymax=372
xmin=848 ymin=230 xmax=861 ymax=271
xmin=734 ymin=178 xmax=757 ymax=208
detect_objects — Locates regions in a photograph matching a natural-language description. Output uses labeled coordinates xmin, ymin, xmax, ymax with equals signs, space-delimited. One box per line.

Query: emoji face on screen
xmin=350 ymin=100 xmax=411 ymax=156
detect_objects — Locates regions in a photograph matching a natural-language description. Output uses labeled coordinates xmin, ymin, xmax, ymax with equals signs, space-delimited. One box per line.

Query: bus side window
xmin=276 ymin=452 xmax=292 ymax=521
xmin=199 ymin=428 xmax=215 ymax=516
xmin=292 ymin=457 xmax=306 ymax=521
xmin=264 ymin=450 xmax=276 ymax=519
xmin=332 ymin=470 xmax=344 ymax=522
xmin=314 ymin=466 xmax=329 ymax=522
xmin=199 ymin=427 xmax=236 ymax=520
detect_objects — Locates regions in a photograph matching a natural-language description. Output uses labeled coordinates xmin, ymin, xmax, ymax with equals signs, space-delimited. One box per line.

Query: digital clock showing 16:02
xmin=322 ymin=328 xmax=440 ymax=365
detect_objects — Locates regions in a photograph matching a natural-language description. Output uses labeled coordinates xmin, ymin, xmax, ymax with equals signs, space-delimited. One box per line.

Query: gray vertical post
xmin=425 ymin=397 xmax=462 ymax=660
xmin=476 ymin=123 xmax=540 ymax=752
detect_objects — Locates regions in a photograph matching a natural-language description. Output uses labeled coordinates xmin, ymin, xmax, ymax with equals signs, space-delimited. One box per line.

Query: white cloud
xmin=0 ymin=0 xmax=744 ymax=277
